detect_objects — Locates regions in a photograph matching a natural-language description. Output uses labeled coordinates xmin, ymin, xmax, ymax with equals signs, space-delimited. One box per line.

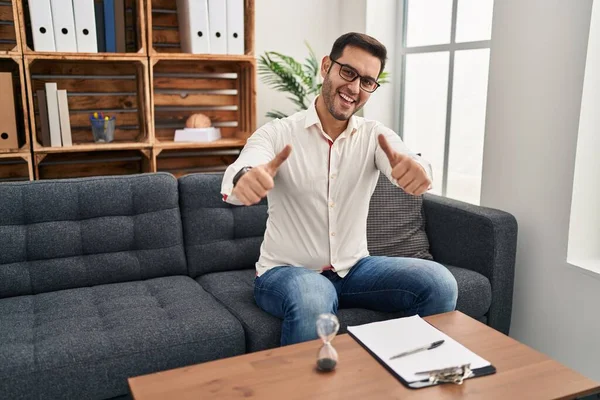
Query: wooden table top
xmin=128 ymin=311 xmax=600 ymax=400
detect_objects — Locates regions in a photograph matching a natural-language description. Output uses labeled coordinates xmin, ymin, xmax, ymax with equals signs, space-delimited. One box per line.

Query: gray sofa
xmin=0 ymin=172 xmax=517 ymax=400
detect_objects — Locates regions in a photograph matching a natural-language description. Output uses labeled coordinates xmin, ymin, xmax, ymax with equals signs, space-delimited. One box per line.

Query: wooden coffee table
xmin=128 ymin=311 xmax=600 ymax=399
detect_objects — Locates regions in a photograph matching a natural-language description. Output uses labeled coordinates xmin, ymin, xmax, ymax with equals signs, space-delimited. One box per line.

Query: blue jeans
xmin=254 ymin=256 xmax=458 ymax=346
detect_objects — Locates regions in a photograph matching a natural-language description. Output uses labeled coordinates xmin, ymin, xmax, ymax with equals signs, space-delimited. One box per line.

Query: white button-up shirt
xmin=221 ymin=99 xmax=432 ymax=277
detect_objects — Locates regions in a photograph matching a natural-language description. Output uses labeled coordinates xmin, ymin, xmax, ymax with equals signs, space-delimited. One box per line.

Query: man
xmin=221 ymin=32 xmax=458 ymax=346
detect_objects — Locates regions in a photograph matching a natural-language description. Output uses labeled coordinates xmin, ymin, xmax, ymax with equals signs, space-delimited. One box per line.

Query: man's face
xmin=320 ymin=45 xmax=381 ymax=121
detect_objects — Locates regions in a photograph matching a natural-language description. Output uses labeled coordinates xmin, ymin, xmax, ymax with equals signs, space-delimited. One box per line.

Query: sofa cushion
xmin=0 ymin=276 xmax=245 ymax=400
xmin=178 ymin=173 xmax=267 ymax=278
xmin=367 ymin=174 xmax=433 ymax=260
xmin=197 ymin=266 xmax=491 ymax=353
xmin=0 ymin=173 xmax=187 ymax=298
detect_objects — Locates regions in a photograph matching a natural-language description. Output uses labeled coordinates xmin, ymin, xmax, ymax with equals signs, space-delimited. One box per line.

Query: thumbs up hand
xmin=232 ymin=145 xmax=292 ymax=205
xmin=378 ymin=134 xmax=431 ymax=196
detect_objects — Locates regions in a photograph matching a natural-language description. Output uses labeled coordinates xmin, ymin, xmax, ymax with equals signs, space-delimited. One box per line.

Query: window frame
xmin=397 ymin=0 xmax=492 ymax=197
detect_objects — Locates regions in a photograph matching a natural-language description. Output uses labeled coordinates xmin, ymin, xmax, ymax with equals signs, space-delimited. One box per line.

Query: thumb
xmin=266 ymin=145 xmax=292 ymax=176
xmin=378 ymin=134 xmax=398 ymax=165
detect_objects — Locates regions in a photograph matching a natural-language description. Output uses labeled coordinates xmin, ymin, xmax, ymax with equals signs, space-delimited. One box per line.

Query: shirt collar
xmin=304 ymin=96 xmax=359 ymax=137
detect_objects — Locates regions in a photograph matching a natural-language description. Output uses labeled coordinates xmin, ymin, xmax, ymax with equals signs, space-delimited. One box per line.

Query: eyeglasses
xmin=329 ymin=59 xmax=381 ymax=93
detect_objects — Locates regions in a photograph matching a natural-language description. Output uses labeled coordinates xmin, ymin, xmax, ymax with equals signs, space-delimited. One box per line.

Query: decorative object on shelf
xmin=90 ymin=113 xmax=116 ymax=143
xmin=258 ymin=42 xmax=389 ymax=119
xmin=185 ymin=113 xmax=212 ymax=128
xmin=174 ymin=127 xmax=221 ymax=143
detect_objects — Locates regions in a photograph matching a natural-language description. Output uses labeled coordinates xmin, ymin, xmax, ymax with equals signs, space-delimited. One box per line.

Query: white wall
xmin=255 ymin=0 xmax=342 ymax=127
xmin=481 ymin=0 xmax=600 ymax=381
xmin=255 ymin=0 xmax=397 ymax=129
xmin=364 ymin=0 xmax=399 ymax=129
xmin=568 ymin=0 xmax=600 ymax=266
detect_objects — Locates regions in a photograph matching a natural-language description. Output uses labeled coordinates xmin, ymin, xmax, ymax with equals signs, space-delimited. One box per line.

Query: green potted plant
xmin=258 ymin=43 xmax=389 ymax=119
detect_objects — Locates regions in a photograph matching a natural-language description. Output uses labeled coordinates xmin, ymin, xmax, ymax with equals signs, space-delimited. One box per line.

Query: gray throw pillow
xmin=367 ymin=174 xmax=433 ymax=260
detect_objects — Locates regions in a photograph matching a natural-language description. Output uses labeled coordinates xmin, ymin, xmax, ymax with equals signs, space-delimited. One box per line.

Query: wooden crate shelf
xmin=34 ymin=148 xmax=152 ymax=179
xmin=5 ymin=0 xmax=255 ymax=180
xmin=0 ymin=151 xmax=33 ymax=181
xmin=150 ymin=56 xmax=256 ymax=146
xmin=154 ymin=147 xmax=240 ymax=179
xmin=17 ymin=0 xmax=146 ymax=56
xmin=24 ymin=55 xmax=151 ymax=151
xmin=0 ymin=0 xmax=21 ymax=54
xmin=0 ymin=54 xmax=29 ymax=153
xmin=148 ymin=0 xmax=254 ymax=56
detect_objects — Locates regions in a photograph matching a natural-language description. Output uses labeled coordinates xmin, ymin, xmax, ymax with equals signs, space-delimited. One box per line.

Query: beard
xmin=321 ymin=75 xmax=365 ymax=121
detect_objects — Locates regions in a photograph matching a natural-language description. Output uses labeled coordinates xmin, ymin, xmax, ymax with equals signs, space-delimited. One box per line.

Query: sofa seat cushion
xmin=197 ymin=265 xmax=491 ymax=353
xmin=0 ymin=276 xmax=245 ymax=400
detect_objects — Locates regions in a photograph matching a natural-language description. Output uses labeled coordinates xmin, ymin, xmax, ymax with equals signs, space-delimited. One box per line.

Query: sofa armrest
xmin=422 ymin=193 xmax=518 ymax=335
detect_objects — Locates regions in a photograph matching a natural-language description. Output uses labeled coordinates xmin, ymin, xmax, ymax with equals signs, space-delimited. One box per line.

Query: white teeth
xmin=340 ymin=93 xmax=354 ymax=103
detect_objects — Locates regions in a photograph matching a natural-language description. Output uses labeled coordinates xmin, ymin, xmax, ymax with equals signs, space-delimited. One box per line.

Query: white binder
xmin=45 ymin=83 xmax=62 ymax=147
xmin=208 ymin=0 xmax=227 ymax=54
xmin=57 ymin=90 xmax=73 ymax=146
xmin=50 ymin=0 xmax=78 ymax=52
xmin=72 ymin=0 xmax=98 ymax=53
xmin=226 ymin=0 xmax=244 ymax=55
xmin=29 ymin=0 xmax=56 ymax=51
xmin=176 ymin=0 xmax=210 ymax=54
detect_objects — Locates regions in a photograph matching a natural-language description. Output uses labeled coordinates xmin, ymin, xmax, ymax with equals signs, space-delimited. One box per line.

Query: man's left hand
xmin=378 ymin=134 xmax=431 ymax=196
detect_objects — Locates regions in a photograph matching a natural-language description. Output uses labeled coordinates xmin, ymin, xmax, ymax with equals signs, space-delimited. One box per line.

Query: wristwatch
xmin=233 ymin=166 xmax=252 ymax=187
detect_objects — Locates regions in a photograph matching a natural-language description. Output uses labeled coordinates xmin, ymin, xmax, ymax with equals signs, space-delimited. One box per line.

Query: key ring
xmin=415 ymin=363 xmax=474 ymax=385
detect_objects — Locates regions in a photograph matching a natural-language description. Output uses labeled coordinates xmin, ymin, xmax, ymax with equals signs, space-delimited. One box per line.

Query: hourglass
xmin=316 ymin=313 xmax=340 ymax=372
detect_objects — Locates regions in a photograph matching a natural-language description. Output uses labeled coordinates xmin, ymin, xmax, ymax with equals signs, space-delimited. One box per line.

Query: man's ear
xmin=320 ymin=56 xmax=331 ymax=79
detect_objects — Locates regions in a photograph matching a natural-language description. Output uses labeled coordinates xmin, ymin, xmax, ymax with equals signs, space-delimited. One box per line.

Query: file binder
xmin=114 ymin=0 xmax=126 ymax=52
xmin=177 ymin=0 xmax=211 ymax=54
xmin=36 ymin=90 xmax=52 ymax=147
xmin=44 ymin=83 xmax=62 ymax=147
xmin=72 ymin=0 xmax=98 ymax=52
xmin=29 ymin=0 xmax=57 ymax=51
xmin=104 ymin=0 xmax=116 ymax=52
xmin=94 ymin=0 xmax=106 ymax=52
xmin=226 ymin=0 xmax=244 ymax=54
xmin=57 ymin=90 xmax=72 ymax=146
xmin=208 ymin=0 xmax=227 ymax=54
xmin=50 ymin=0 xmax=78 ymax=52
xmin=0 ymin=73 xmax=19 ymax=150
xmin=347 ymin=316 xmax=496 ymax=389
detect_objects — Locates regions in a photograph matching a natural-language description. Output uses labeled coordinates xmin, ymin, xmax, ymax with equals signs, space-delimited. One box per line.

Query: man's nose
xmin=346 ymin=78 xmax=361 ymax=95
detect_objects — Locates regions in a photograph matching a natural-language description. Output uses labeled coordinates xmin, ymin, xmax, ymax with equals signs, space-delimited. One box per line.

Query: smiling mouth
xmin=338 ymin=92 xmax=356 ymax=105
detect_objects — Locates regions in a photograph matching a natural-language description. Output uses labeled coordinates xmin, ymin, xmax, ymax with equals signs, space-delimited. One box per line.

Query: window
xmin=399 ymin=0 xmax=494 ymax=204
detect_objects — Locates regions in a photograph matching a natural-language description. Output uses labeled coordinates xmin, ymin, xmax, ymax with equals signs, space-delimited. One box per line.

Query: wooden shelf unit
xmin=0 ymin=0 xmax=21 ymax=54
xmin=24 ymin=54 xmax=152 ymax=151
xmin=17 ymin=0 xmax=146 ymax=56
xmin=0 ymin=151 xmax=33 ymax=181
xmin=150 ymin=54 xmax=256 ymax=148
xmin=0 ymin=54 xmax=29 ymax=154
xmin=0 ymin=0 xmax=256 ymax=181
xmin=34 ymin=148 xmax=152 ymax=179
xmin=154 ymin=147 xmax=240 ymax=179
xmin=147 ymin=0 xmax=254 ymax=56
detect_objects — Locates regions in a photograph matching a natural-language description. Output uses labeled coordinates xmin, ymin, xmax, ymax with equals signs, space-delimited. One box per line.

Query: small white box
xmin=174 ymin=127 xmax=221 ymax=142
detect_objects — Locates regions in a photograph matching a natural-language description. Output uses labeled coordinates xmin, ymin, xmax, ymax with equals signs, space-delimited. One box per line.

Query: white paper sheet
xmin=347 ymin=315 xmax=491 ymax=383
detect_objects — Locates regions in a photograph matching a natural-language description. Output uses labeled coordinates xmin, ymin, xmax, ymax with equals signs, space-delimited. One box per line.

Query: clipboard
xmin=347 ymin=316 xmax=497 ymax=389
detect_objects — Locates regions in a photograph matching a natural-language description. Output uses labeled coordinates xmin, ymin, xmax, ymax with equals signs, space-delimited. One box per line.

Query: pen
xmin=389 ymin=339 xmax=445 ymax=360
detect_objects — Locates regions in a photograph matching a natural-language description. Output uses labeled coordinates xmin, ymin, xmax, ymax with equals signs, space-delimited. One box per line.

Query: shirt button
xmin=329 ymin=202 xmax=335 ymax=208
xmin=331 ymin=232 xmax=336 ymax=237
xmin=330 ymin=174 xmax=337 ymax=179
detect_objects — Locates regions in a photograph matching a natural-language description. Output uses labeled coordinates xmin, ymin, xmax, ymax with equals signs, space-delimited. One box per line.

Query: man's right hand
xmin=232 ymin=145 xmax=292 ymax=205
